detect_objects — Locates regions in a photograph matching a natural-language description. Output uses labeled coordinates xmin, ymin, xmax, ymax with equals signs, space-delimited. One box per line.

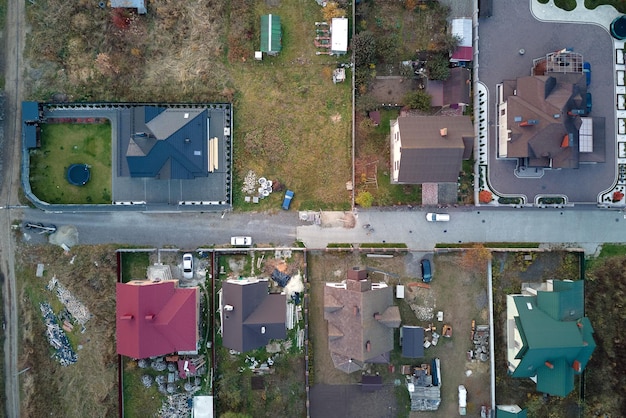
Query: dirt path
xmin=1 ymin=0 xmax=27 ymax=416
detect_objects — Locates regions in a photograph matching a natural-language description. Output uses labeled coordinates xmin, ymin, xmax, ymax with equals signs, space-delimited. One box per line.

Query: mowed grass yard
xmin=231 ymin=1 xmax=353 ymax=210
xmin=29 ymin=122 xmax=112 ymax=204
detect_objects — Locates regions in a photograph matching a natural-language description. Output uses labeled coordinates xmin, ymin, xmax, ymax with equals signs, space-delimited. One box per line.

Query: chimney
xmin=545 ymin=361 xmax=554 ymax=369
xmin=440 ymin=128 xmax=448 ymax=137
xmin=145 ymin=314 xmax=155 ymax=320
xmin=224 ymin=304 xmax=234 ymax=311
xmin=577 ymin=322 xmax=583 ymax=328
xmin=353 ymin=306 xmax=360 ymax=316
xmin=366 ymin=341 xmax=371 ymax=352
xmin=261 ymin=326 xmax=266 ymax=334
xmin=374 ymin=313 xmax=381 ymax=320
xmin=572 ymin=360 xmax=582 ymax=372
xmin=120 ymin=314 xmax=133 ymax=320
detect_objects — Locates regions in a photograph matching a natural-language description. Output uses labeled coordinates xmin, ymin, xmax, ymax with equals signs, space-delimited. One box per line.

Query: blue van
xmin=421 ymin=259 xmax=432 ymax=283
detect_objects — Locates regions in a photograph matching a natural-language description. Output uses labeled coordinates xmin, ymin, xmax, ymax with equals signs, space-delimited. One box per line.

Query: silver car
xmin=182 ymin=253 xmax=193 ymax=279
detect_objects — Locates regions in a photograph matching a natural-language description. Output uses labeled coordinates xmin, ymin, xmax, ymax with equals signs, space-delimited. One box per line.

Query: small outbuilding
xmin=330 ymin=17 xmax=348 ymax=55
xmin=402 ymin=326 xmax=425 ymax=358
xmin=260 ymin=14 xmax=282 ymax=55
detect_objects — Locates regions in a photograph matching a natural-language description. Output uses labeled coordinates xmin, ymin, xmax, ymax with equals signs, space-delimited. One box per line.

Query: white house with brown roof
xmin=390 ymin=115 xmax=474 ymax=184
xmin=323 ymin=267 xmax=400 ymax=373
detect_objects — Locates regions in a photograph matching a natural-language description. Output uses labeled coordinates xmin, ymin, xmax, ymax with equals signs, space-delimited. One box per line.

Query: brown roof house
xmin=390 ymin=115 xmax=474 ymax=184
xmin=498 ymin=73 xmax=604 ymax=168
xmin=426 ymin=67 xmax=471 ymax=108
xmin=220 ymin=278 xmax=286 ymax=353
xmin=324 ymin=267 xmax=401 ymax=373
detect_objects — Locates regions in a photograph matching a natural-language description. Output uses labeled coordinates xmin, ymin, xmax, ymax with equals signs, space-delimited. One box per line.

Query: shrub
xmin=479 ymin=190 xmax=493 ymax=204
xmin=403 ymin=91 xmax=431 ymax=111
xmin=613 ymin=191 xmax=624 ymax=202
xmin=355 ymin=190 xmax=374 ymax=208
xmin=353 ymin=31 xmax=376 ymax=67
xmin=322 ymin=2 xmax=347 ymax=22
xmin=498 ymin=197 xmax=521 ymax=205
xmin=426 ymin=54 xmax=450 ymax=81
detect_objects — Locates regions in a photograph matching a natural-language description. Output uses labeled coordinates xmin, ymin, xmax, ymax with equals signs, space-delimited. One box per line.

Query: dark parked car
xmin=421 ymin=259 xmax=432 ymax=283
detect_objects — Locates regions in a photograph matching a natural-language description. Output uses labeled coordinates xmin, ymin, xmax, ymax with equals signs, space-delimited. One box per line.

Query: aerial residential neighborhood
xmin=2 ymin=0 xmax=626 ymax=418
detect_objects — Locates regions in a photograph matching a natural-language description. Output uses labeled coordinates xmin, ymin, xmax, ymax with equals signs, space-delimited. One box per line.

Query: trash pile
xmin=241 ymin=170 xmax=259 ymax=195
xmin=40 ymin=302 xmax=78 ymax=366
xmin=48 ymin=276 xmax=92 ymax=327
xmin=468 ymin=321 xmax=490 ymax=362
xmin=158 ymin=393 xmax=192 ymax=418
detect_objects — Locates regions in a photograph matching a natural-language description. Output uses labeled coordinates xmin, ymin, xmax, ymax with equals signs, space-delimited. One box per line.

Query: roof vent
xmin=545 ymin=361 xmax=554 ymax=369
xmin=440 ymin=128 xmax=448 ymax=137
xmin=224 ymin=304 xmax=234 ymax=311
xmin=184 ymin=113 xmax=189 ymax=119
xmin=261 ymin=326 xmax=266 ymax=334
xmin=526 ymin=302 xmax=533 ymax=310
xmin=185 ymin=138 xmax=191 ymax=143
xmin=366 ymin=341 xmax=371 ymax=352
xmin=353 ymin=306 xmax=360 ymax=316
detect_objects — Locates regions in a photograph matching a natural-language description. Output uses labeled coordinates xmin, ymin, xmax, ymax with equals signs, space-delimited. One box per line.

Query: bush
xmin=538 ymin=196 xmax=565 ymax=205
xmin=426 ymin=54 xmax=450 ymax=81
xmin=355 ymin=190 xmax=374 ymax=208
xmin=322 ymin=2 xmax=347 ymax=21
xmin=356 ymin=94 xmax=379 ymax=115
xmin=353 ymin=31 xmax=376 ymax=68
xmin=479 ymin=190 xmax=493 ymax=203
xmin=403 ymin=91 xmax=431 ymax=111
xmin=498 ymin=197 xmax=521 ymax=205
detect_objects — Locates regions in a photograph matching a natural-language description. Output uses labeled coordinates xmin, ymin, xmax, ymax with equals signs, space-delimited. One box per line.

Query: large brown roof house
xmin=220 ymin=278 xmax=286 ymax=353
xmin=498 ymin=72 xmax=605 ymax=168
xmin=390 ymin=115 xmax=474 ymax=184
xmin=116 ymin=279 xmax=199 ymax=359
xmin=324 ymin=267 xmax=401 ymax=373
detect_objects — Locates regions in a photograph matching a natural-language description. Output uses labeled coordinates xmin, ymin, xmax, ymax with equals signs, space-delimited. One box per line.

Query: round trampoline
xmin=67 ymin=164 xmax=91 ymax=186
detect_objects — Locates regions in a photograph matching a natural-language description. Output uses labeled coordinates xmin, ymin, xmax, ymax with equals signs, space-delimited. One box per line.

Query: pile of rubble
xmin=468 ymin=321 xmax=490 ymax=362
xmin=158 ymin=393 xmax=192 ymax=418
xmin=48 ymin=276 xmax=92 ymax=327
xmin=39 ymin=302 xmax=78 ymax=366
xmin=241 ymin=170 xmax=258 ymax=195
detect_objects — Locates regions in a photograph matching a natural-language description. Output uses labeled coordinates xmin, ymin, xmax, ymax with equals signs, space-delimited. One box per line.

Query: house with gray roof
xmin=390 ymin=115 xmax=474 ymax=184
xmin=506 ymin=279 xmax=595 ymax=397
xmin=220 ymin=278 xmax=286 ymax=353
xmin=324 ymin=267 xmax=401 ymax=373
xmin=498 ymin=73 xmax=604 ymax=169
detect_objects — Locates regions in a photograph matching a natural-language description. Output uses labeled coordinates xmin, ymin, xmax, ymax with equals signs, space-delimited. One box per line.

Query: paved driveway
xmin=477 ymin=0 xmax=616 ymax=203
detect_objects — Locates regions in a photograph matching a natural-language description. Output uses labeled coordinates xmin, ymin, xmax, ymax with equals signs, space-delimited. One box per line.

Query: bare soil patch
xmin=370 ymin=77 xmax=418 ymax=105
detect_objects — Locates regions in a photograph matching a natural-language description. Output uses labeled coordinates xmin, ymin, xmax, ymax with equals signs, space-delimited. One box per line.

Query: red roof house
xmin=116 ymin=280 xmax=199 ymax=358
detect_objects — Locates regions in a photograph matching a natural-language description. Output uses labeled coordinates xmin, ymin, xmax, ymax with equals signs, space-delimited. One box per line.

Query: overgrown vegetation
xmin=17 ymin=244 xmax=118 ymax=418
xmin=585 ymin=0 xmax=626 ymax=12
xmin=584 ymin=253 xmax=626 ymax=414
xmin=29 ymin=122 xmax=112 ymax=204
xmin=120 ymin=251 xmax=150 ymax=283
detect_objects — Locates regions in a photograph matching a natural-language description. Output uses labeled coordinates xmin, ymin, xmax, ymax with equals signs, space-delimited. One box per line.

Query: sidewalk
xmin=531 ymin=0 xmax=620 ymax=27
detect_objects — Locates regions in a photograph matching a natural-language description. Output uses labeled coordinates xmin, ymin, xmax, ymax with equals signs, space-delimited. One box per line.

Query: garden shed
xmin=330 ymin=17 xmax=348 ymax=55
xmin=260 ymin=14 xmax=282 ymax=55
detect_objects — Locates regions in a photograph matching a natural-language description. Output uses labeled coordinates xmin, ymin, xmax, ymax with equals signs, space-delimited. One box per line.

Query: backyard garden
xmin=29 ymin=121 xmax=112 ymax=204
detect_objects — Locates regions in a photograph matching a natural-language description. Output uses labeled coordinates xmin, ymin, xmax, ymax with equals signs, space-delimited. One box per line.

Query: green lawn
xmin=122 ymin=358 xmax=163 ymax=418
xmin=120 ymin=252 xmax=150 ymax=283
xmin=29 ymin=122 xmax=112 ymax=204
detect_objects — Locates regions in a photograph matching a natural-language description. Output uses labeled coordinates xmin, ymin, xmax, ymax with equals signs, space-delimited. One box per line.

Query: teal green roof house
xmin=260 ymin=14 xmax=282 ymax=55
xmin=505 ymin=279 xmax=595 ymax=397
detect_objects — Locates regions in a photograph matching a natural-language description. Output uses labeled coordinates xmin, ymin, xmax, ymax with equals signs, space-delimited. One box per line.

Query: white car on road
xmin=426 ymin=213 xmax=450 ymax=222
xmin=231 ymin=236 xmax=252 ymax=246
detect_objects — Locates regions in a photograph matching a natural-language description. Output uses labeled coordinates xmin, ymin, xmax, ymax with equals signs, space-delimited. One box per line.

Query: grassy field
xmin=122 ymin=358 xmax=164 ymax=418
xmin=120 ymin=251 xmax=150 ymax=283
xmin=29 ymin=122 xmax=112 ymax=204
xmin=230 ymin=1 xmax=353 ymax=210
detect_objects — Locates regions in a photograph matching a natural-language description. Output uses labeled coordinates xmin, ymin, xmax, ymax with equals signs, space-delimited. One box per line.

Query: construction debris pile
xmin=158 ymin=393 xmax=192 ymax=418
xmin=468 ymin=320 xmax=490 ymax=362
xmin=40 ymin=302 xmax=78 ymax=366
xmin=48 ymin=276 xmax=92 ymax=327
